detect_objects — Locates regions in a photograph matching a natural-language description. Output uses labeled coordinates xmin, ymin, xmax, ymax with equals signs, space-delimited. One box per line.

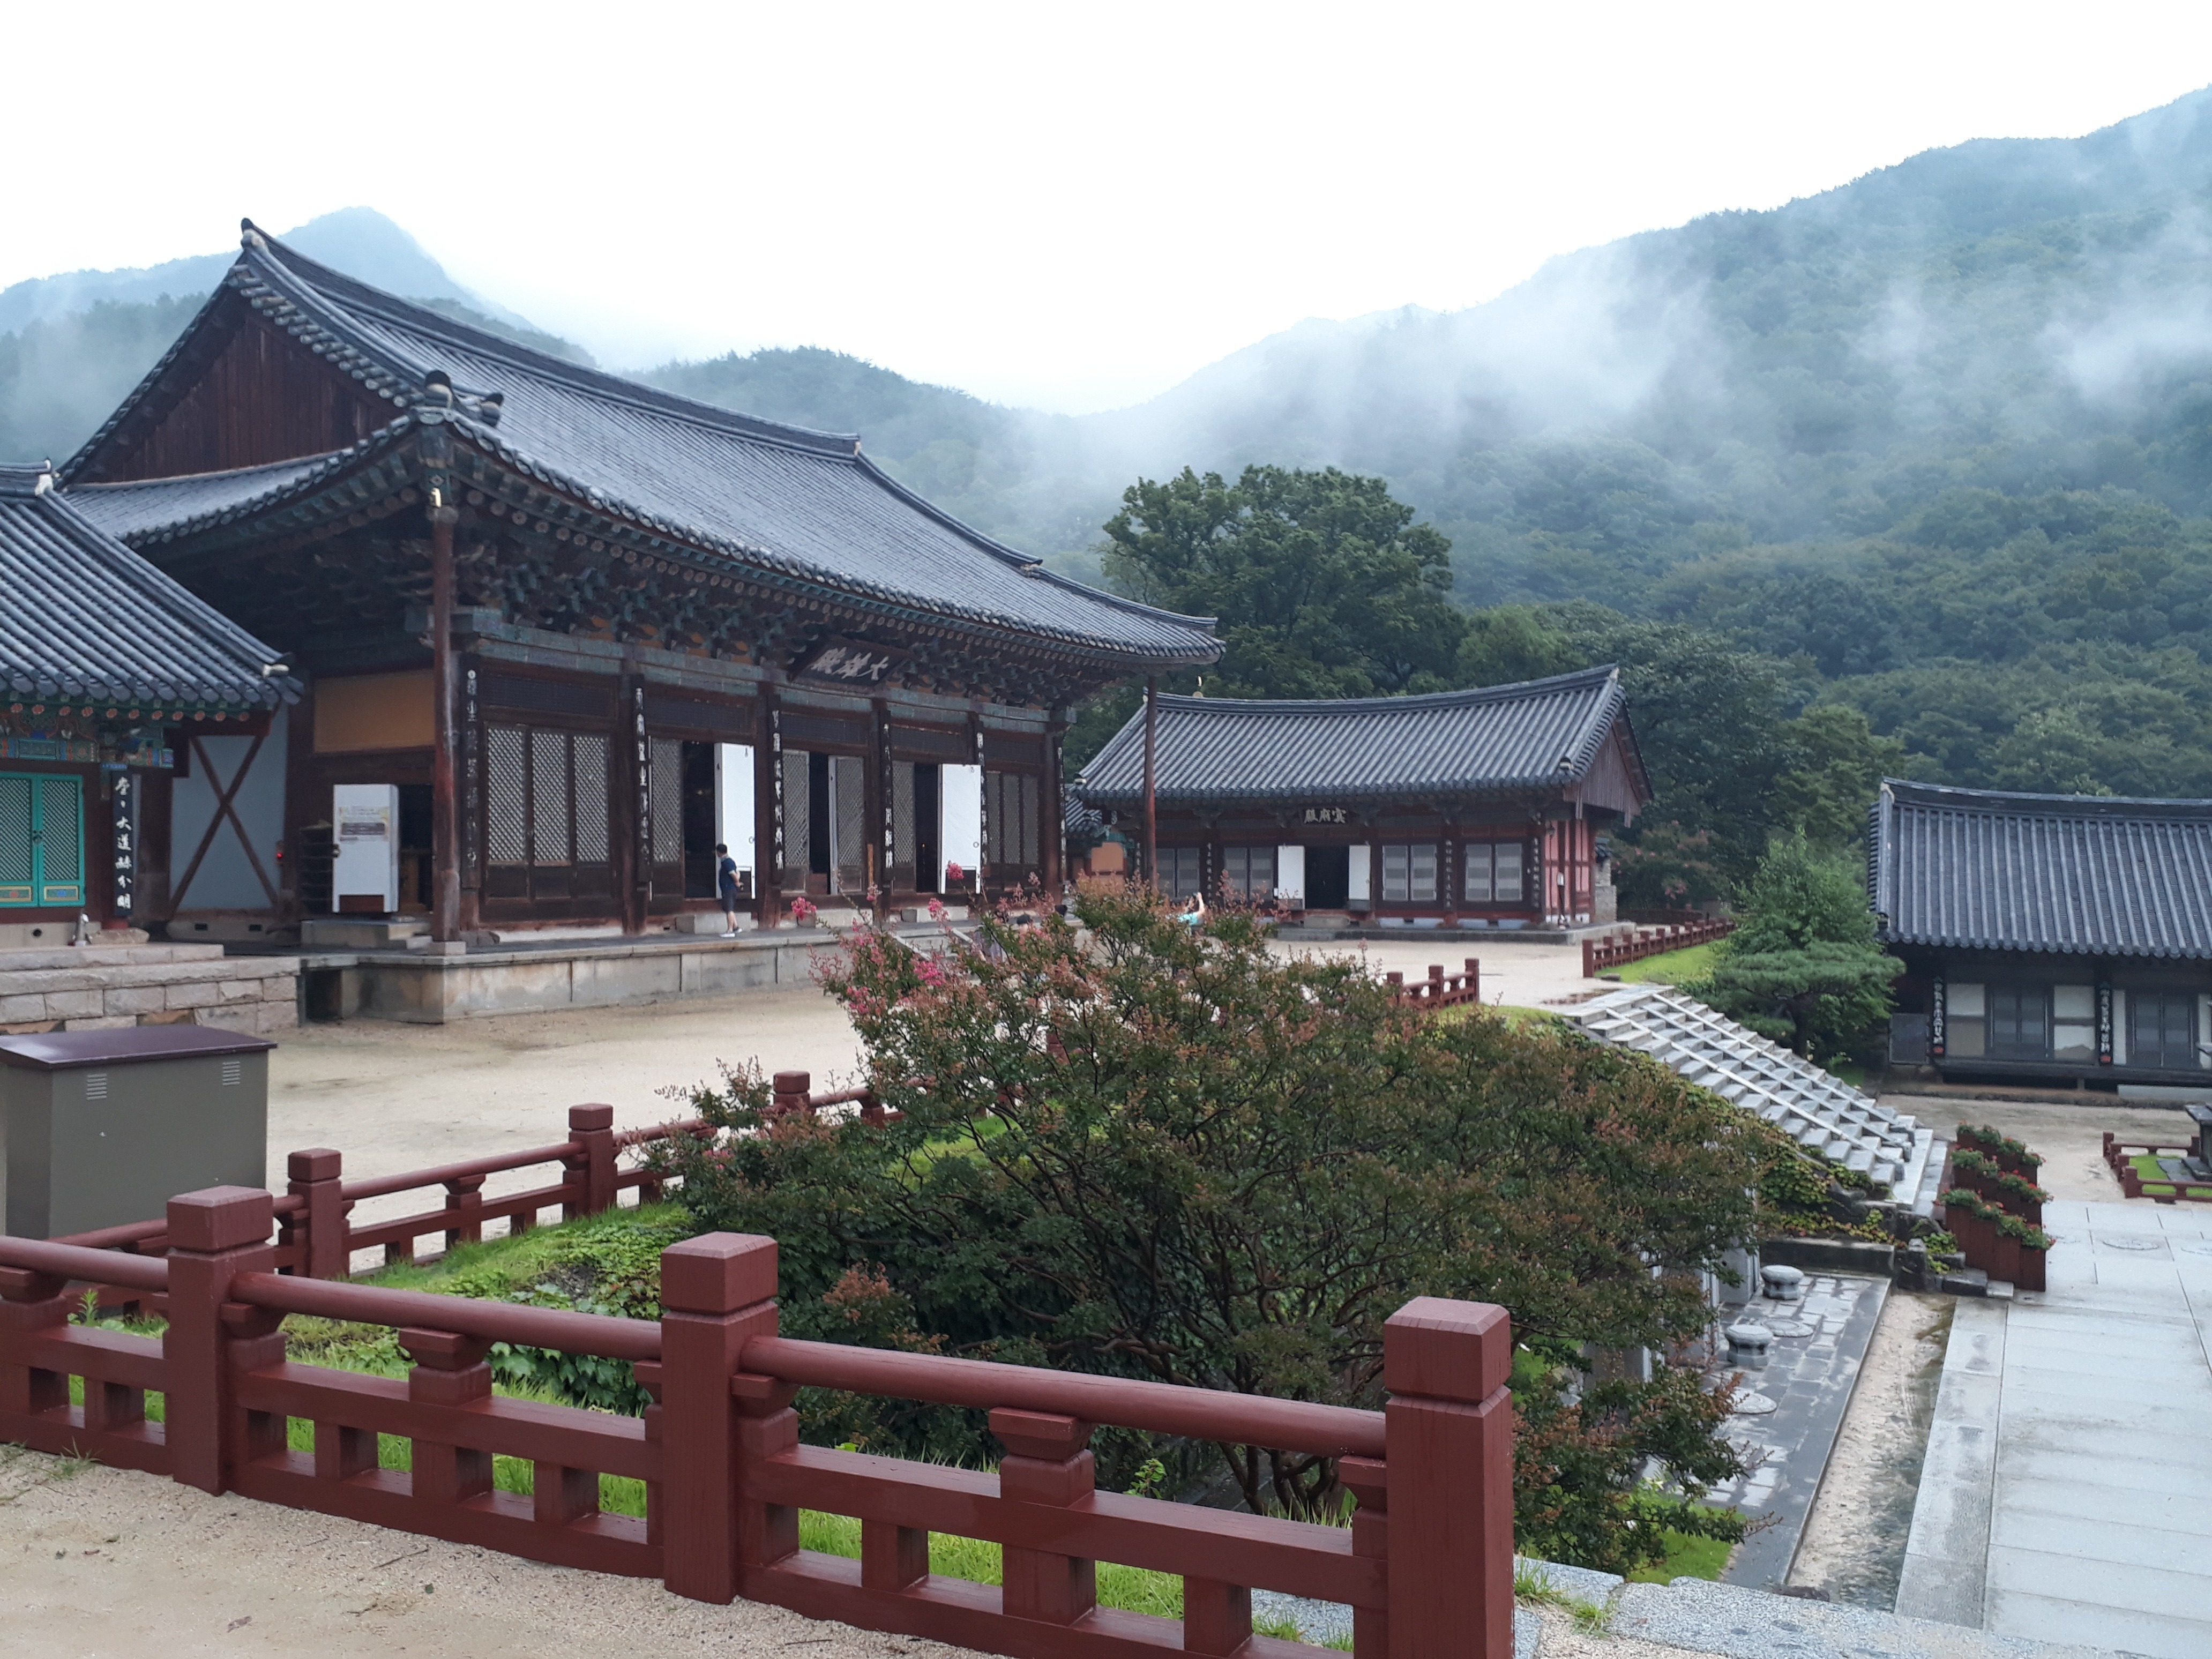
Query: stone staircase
xmin=1561 ymin=983 xmax=1931 ymax=1200
xmin=0 ymin=944 xmax=296 ymax=1035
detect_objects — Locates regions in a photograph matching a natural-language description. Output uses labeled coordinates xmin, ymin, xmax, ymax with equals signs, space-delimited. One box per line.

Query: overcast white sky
xmin=5 ymin=2 xmax=2212 ymax=412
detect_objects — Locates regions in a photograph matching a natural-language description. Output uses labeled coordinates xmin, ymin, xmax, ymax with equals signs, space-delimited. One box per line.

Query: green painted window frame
xmin=0 ymin=771 xmax=86 ymax=909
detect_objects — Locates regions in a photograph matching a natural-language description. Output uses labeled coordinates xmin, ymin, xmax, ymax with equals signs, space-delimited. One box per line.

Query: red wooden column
xmin=1042 ymin=715 xmax=1066 ymax=900
xmin=285 ymin=1148 xmax=346 ymax=1279
xmin=661 ymin=1232 xmax=784 ymax=1603
xmin=992 ymin=1408 xmax=1096 ymax=1626
xmin=429 ymin=495 xmax=461 ymax=944
xmin=1384 ymin=1297 xmax=1514 ymax=1659
xmin=1141 ymin=677 xmax=1159 ymax=891
xmin=164 ymin=1186 xmax=281 ymax=1495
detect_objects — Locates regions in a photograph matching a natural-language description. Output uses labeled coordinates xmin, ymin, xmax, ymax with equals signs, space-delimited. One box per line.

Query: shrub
xmin=659 ymin=880 xmax=1766 ymax=1560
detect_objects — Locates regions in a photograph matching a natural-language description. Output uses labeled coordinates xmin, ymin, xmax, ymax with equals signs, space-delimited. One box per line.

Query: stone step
xmin=0 ymin=944 xmax=226 ymax=972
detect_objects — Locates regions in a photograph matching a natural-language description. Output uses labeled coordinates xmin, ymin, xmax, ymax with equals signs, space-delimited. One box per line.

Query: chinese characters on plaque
xmin=1301 ymin=806 xmax=1350 ymax=825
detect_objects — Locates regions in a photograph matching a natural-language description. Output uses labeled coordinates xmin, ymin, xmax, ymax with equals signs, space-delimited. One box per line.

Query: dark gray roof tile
xmin=1871 ymin=779 xmax=2212 ymax=960
xmin=1074 ymin=667 xmax=1637 ymax=805
xmin=65 ymin=227 xmax=1217 ymax=668
xmin=0 ymin=465 xmax=293 ymax=710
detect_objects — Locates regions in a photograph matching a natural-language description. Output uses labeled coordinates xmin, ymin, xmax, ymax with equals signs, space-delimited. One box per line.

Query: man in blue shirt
xmin=716 ymin=843 xmax=742 ymax=936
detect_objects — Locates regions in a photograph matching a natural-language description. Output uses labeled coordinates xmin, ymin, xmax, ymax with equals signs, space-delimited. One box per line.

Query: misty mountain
xmin=0 ymin=210 xmax=592 ymax=464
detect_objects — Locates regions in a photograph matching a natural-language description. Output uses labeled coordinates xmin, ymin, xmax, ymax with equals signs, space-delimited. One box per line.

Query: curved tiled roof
xmin=64 ymin=225 xmax=1217 ymax=668
xmin=1074 ymin=666 xmax=1640 ymax=805
xmin=69 ymin=450 xmax=368 ymax=543
xmin=1871 ymin=779 xmax=2212 ymax=960
xmin=0 ymin=465 xmax=293 ymax=709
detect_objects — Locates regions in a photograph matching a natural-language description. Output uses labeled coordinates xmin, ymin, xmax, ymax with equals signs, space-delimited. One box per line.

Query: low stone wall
xmin=0 ymin=944 xmax=297 ymax=1035
xmin=298 ymin=925 xmax=952 ymax=1023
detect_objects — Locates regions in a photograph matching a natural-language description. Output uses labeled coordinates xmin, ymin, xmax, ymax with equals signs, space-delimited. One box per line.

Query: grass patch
xmin=1624 ymin=1526 xmax=1735 ymax=1583
xmin=1608 ymin=941 xmax=1720 ymax=986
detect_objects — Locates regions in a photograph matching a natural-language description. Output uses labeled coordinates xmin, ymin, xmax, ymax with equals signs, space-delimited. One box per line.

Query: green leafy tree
xmin=1101 ymin=465 xmax=1464 ymax=698
xmin=1773 ymin=705 xmax=1908 ymax=848
xmin=1701 ymin=836 xmax=1902 ymax=1058
xmin=659 ymin=884 xmax=1762 ymax=1565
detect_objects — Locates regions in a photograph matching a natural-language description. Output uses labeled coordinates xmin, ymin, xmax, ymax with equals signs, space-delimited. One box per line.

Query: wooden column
xmin=870 ymin=698 xmax=891 ymax=921
xmin=619 ymin=676 xmax=649 ymax=935
xmin=458 ymin=660 xmax=482 ymax=932
xmin=1042 ymin=714 xmax=1065 ymax=900
xmin=429 ymin=500 xmax=461 ymax=942
xmin=755 ymin=692 xmax=781 ymax=928
xmin=1142 ymin=677 xmax=1159 ymax=891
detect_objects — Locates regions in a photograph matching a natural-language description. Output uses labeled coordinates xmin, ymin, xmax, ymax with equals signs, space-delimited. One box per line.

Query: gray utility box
xmin=0 ymin=1026 xmax=275 ymax=1239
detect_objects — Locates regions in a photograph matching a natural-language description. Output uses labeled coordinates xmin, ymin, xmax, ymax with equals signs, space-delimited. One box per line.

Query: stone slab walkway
xmin=1898 ymin=1198 xmax=2212 ymax=1658
xmin=1710 ymin=1273 xmax=1886 ymax=1591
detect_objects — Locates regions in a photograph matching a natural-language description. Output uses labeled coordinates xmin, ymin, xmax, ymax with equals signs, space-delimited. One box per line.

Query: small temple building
xmin=48 ymin=222 xmax=1217 ymax=945
xmin=1872 ymin=779 xmax=2212 ymax=1084
xmin=1072 ymin=666 xmax=1650 ymax=927
xmin=0 ymin=463 xmax=293 ymax=943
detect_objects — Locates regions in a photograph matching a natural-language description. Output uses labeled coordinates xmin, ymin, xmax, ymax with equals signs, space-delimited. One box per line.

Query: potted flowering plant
xmin=789 ymin=894 xmax=819 ymax=927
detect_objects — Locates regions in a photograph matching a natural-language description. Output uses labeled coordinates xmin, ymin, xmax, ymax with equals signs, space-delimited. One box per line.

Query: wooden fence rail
xmin=2102 ymin=1131 xmax=2212 ymax=1203
xmin=50 ymin=1071 xmax=872 ymax=1291
xmin=1386 ymin=960 xmax=1480 ymax=1013
xmin=0 ymin=1193 xmax=1516 ymax=1659
xmin=1581 ymin=917 xmax=1735 ymax=978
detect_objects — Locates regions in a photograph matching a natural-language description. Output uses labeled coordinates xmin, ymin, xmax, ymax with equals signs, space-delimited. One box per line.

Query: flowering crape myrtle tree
xmin=661 ymin=883 xmax=1761 ymax=1568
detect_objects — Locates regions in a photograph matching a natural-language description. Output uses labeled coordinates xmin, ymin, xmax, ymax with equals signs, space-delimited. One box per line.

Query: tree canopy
xmin=1700 ymin=836 xmax=1902 ymax=1059
xmin=1101 ymin=465 xmax=1464 ymax=699
xmin=659 ymin=885 xmax=1765 ymax=1565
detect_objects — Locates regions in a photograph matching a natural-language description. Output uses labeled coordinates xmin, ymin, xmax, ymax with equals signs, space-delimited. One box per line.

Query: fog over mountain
xmin=12 ymin=87 xmax=2212 ymax=600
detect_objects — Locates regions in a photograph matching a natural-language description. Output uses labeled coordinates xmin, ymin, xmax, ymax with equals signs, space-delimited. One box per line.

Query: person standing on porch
xmin=716 ymin=843 xmax=742 ymax=936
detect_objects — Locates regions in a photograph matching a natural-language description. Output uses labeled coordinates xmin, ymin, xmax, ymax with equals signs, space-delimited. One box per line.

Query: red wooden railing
xmin=51 ymin=1071 xmax=873 ymax=1291
xmin=1581 ymin=917 xmax=1735 ymax=978
xmin=2102 ymin=1131 xmax=2212 ymax=1204
xmin=0 ymin=1194 xmax=1516 ymax=1659
xmin=1386 ymin=960 xmax=1480 ymax=1012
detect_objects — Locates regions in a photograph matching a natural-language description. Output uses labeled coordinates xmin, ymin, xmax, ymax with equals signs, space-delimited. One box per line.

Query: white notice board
xmin=715 ymin=744 xmax=755 ymax=873
xmin=332 ymin=783 xmax=399 ymax=913
xmin=940 ymin=763 xmax=983 ymax=890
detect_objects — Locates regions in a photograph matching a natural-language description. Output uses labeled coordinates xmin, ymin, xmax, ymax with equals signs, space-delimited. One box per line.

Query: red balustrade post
xmin=1340 ymin=1455 xmax=1389 ymax=1659
xmin=0 ymin=1261 xmax=71 ymax=1431
xmin=565 ymin=1103 xmax=618 ymax=1220
xmin=662 ymin=1232 xmax=784 ymax=1603
xmin=1384 ymin=1297 xmax=1514 ymax=1659
xmin=400 ymin=1328 xmax=494 ymax=1508
xmin=992 ymin=1408 xmax=1097 ymax=1626
xmin=286 ymin=1148 xmax=347 ymax=1280
xmin=1580 ymin=938 xmax=1595 ymax=977
xmin=446 ymin=1174 xmax=486 ymax=1251
xmin=164 ymin=1186 xmax=281 ymax=1496
xmin=771 ymin=1071 xmax=811 ymax=1119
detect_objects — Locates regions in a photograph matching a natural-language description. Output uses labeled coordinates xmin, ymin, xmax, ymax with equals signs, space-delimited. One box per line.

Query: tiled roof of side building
xmin=1871 ymin=778 xmax=2212 ymax=960
xmin=63 ymin=225 xmax=1218 ymax=667
xmin=1074 ymin=666 xmax=1641 ymax=805
xmin=0 ymin=465 xmax=294 ymax=709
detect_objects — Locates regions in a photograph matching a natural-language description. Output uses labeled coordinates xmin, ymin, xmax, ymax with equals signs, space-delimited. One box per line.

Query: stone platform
xmin=293 ymin=922 xmax=957 ymax=1024
xmin=0 ymin=943 xmax=296 ymax=1034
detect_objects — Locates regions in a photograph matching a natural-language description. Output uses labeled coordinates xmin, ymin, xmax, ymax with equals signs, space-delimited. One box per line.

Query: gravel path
xmin=0 ymin=1446 xmax=985 ymax=1659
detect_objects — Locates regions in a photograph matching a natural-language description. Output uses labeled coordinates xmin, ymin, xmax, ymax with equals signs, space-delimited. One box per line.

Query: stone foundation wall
xmin=0 ymin=945 xmax=296 ymax=1035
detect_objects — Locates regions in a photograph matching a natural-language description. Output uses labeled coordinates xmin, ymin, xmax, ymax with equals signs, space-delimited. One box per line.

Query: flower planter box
xmin=2016 ymin=1245 xmax=2047 ymax=1292
xmin=1993 ymin=1233 xmax=2022 ymax=1286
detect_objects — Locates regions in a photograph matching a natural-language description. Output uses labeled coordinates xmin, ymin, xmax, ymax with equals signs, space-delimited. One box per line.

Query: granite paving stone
xmin=1896 ymin=1197 xmax=2212 ymax=1659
